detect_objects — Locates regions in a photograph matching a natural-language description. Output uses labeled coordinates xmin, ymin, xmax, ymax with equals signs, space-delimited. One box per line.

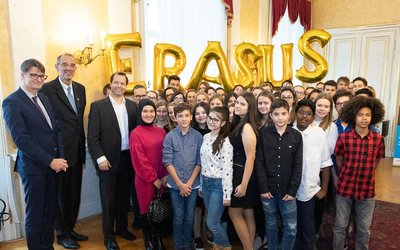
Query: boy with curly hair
xmin=332 ymin=96 xmax=385 ymax=250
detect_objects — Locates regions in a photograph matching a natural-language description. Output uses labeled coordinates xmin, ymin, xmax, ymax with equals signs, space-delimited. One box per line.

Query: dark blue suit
xmin=2 ymin=88 xmax=64 ymax=250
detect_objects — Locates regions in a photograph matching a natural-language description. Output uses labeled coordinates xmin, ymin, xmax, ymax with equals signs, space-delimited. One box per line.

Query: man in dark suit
xmin=40 ymin=53 xmax=87 ymax=249
xmin=87 ymin=72 xmax=137 ymax=250
xmin=2 ymin=59 xmax=69 ymax=249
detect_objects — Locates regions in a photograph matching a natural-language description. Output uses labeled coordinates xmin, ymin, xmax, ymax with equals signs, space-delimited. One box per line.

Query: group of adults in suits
xmin=2 ymin=55 xmax=137 ymax=250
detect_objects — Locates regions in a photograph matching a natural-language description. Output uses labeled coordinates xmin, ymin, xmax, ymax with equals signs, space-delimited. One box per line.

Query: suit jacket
xmin=2 ymin=88 xmax=64 ymax=176
xmin=41 ymin=78 xmax=86 ymax=166
xmin=87 ymin=96 xmax=137 ymax=172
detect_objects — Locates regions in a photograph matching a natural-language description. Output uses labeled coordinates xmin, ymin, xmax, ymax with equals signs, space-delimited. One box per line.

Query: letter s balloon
xmin=296 ymin=30 xmax=331 ymax=83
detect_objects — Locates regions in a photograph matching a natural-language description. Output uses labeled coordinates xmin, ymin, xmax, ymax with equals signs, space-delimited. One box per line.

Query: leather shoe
xmin=70 ymin=230 xmax=89 ymax=241
xmin=57 ymin=237 xmax=80 ymax=249
xmin=104 ymin=239 xmax=120 ymax=250
xmin=116 ymin=230 xmax=136 ymax=241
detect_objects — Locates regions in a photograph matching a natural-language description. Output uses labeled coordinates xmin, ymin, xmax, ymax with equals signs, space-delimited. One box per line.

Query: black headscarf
xmin=137 ymin=99 xmax=156 ymax=126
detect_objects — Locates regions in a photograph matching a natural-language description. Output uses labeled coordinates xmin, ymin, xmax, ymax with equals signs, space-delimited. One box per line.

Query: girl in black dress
xmin=229 ymin=92 xmax=259 ymax=250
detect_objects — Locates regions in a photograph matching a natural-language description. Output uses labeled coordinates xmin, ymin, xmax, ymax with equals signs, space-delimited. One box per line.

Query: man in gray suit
xmin=87 ymin=72 xmax=137 ymax=250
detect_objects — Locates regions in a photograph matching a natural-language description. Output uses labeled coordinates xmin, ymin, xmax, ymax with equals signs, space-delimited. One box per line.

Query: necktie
xmin=32 ymin=96 xmax=45 ymax=117
xmin=67 ymin=86 xmax=78 ymax=113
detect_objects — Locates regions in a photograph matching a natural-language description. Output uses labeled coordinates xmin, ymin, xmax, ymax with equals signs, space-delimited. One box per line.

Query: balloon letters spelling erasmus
xmin=103 ymin=30 xmax=331 ymax=91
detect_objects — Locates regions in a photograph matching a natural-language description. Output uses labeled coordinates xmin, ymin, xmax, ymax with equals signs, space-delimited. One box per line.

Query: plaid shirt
xmin=334 ymin=129 xmax=385 ymax=200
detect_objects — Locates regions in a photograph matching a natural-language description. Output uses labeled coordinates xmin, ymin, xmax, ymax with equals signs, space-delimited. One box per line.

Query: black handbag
xmin=147 ymin=188 xmax=172 ymax=223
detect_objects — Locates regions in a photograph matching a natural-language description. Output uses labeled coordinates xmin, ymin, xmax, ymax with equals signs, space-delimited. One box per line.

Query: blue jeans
xmin=261 ymin=196 xmax=297 ymax=250
xmin=202 ymin=176 xmax=230 ymax=247
xmin=170 ymin=188 xmax=198 ymax=249
xmin=333 ymin=195 xmax=375 ymax=250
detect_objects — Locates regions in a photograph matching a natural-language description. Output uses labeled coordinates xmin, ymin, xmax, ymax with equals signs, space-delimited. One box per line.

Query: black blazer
xmin=2 ymin=88 xmax=64 ymax=176
xmin=87 ymin=96 xmax=137 ymax=171
xmin=41 ymin=78 xmax=86 ymax=166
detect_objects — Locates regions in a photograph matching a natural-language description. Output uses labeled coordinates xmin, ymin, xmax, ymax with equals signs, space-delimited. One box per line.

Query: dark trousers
xmin=21 ymin=172 xmax=57 ymax=250
xmin=99 ymin=151 xmax=133 ymax=240
xmin=315 ymin=173 xmax=326 ymax=233
xmin=295 ymin=197 xmax=316 ymax=250
xmin=55 ymin=160 xmax=83 ymax=239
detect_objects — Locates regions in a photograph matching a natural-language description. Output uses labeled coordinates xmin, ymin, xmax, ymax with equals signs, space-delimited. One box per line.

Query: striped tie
xmin=32 ymin=96 xmax=45 ymax=117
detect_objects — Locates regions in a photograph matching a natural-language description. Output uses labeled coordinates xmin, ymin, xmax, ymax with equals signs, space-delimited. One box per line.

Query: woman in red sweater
xmin=130 ymin=99 xmax=168 ymax=250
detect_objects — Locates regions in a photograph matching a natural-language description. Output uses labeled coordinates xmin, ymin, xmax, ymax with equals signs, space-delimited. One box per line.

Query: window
xmin=271 ymin=8 xmax=304 ymax=85
xmin=143 ymin=0 xmax=227 ymax=88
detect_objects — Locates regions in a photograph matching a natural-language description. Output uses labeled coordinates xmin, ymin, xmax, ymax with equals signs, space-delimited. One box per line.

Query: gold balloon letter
xmin=153 ymin=43 xmax=186 ymax=90
xmin=258 ymin=44 xmax=293 ymax=88
xmin=104 ymin=33 xmax=142 ymax=92
xmin=186 ymin=41 xmax=234 ymax=91
xmin=296 ymin=30 xmax=331 ymax=83
xmin=234 ymin=43 xmax=262 ymax=89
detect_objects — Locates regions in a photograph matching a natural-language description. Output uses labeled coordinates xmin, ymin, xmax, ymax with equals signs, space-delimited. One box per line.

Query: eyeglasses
xmin=281 ymin=95 xmax=294 ymax=100
xmin=335 ymin=102 xmax=348 ymax=107
xmin=174 ymin=97 xmax=184 ymax=102
xmin=295 ymin=91 xmax=305 ymax=96
xmin=28 ymin=73 xmax=48 ymax=80
xmin=298 ymin=110 xmax=313 ymax=117
xmin=207 ymin=116 xmax=220 ymax=124
xmin=58 ymin=63 xmax=76 ymax=69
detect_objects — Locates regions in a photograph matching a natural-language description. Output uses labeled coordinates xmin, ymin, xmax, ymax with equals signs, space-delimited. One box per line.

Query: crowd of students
xmin=127 ymin=75 xmax=385 ymax=250
xmin=4 ymin=56 xmax=385 ymax=250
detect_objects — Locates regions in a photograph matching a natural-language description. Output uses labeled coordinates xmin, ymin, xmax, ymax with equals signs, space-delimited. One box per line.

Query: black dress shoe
xmin=70 ymin=230 xmax=89 ymax=241
xmin=104 ymin=239 xmax=120 ymax=250
xmin=57 ymin=237 xmax=80 ymax=249
xmin=116 ymin=230 xmax=137 ymax=241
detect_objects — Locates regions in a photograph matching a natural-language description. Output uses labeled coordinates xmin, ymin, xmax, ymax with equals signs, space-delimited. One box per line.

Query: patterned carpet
xmin=316 ymin=200 xmax=400 ymax=250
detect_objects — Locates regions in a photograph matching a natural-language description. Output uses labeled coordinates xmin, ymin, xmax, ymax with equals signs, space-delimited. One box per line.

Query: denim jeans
xmin=170 ymin=188 xmax=198 ymax=249
xmin=294 ymin=197 xmax=316 ymax=250
xmin=333 ymin=195 xmax=375 ymax=250
xmin=261 ymin=196 xmax=297 ymax=250
xmin=202 ymin=176 xmax=230 ymax=247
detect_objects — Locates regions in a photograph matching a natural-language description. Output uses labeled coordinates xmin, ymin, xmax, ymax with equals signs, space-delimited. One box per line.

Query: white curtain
xmin=0 ymin=76 xmax=25 ymax=242
xmin=143 ymin=0 xmax=227 ymax=88
xmin=271 ymin=8 xmax=304 ymax=86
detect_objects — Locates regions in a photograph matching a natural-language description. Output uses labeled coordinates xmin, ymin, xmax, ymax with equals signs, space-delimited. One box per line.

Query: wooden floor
xmin=1 ymin=157 xmax=399 ymax=250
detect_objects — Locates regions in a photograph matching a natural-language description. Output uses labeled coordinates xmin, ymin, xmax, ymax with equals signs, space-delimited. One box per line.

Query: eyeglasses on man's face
xmin=298 ymin=110 xmax=313 ymax=117
xmin=27 ymin=73 xmax=48 ymax=80
xmin=335 ymin=101 xmax=348 ymax=107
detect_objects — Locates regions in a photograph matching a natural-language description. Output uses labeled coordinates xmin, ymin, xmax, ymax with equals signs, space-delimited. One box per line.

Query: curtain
xmin=272 ymin=0 xmax=311 ymax=36
xmin=143 ymin=0 xmax=227 ymax=88
xmin=271 ymin=8 xmax=304 ymax=85
xmin=222 ymin=0 xmax=234 ymax=25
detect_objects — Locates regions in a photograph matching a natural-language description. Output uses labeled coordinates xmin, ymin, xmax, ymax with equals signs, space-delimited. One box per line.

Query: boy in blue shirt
xmin=163 ymin=102 xmax=203 ymax=250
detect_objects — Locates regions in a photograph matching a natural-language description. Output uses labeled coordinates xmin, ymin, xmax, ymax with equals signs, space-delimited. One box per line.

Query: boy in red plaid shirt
xmin=332 ymin=96 xmax=385 ymax=250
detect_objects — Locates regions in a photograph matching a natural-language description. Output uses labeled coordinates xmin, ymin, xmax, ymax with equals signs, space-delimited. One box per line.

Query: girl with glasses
xmin=200 ymin=106 xmax=233 ymax=250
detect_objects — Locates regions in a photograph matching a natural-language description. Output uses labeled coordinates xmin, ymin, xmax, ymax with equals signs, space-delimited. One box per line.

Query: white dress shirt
xmin=21 ymin=86 xmax=52 ymax=129
xmin=293 ymin=122 xmax=333 ymax=202
xmin=96 ymin=95 xmax=129 ymax=165
xmin=59 ymin=77 xmax=75 ymax=99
